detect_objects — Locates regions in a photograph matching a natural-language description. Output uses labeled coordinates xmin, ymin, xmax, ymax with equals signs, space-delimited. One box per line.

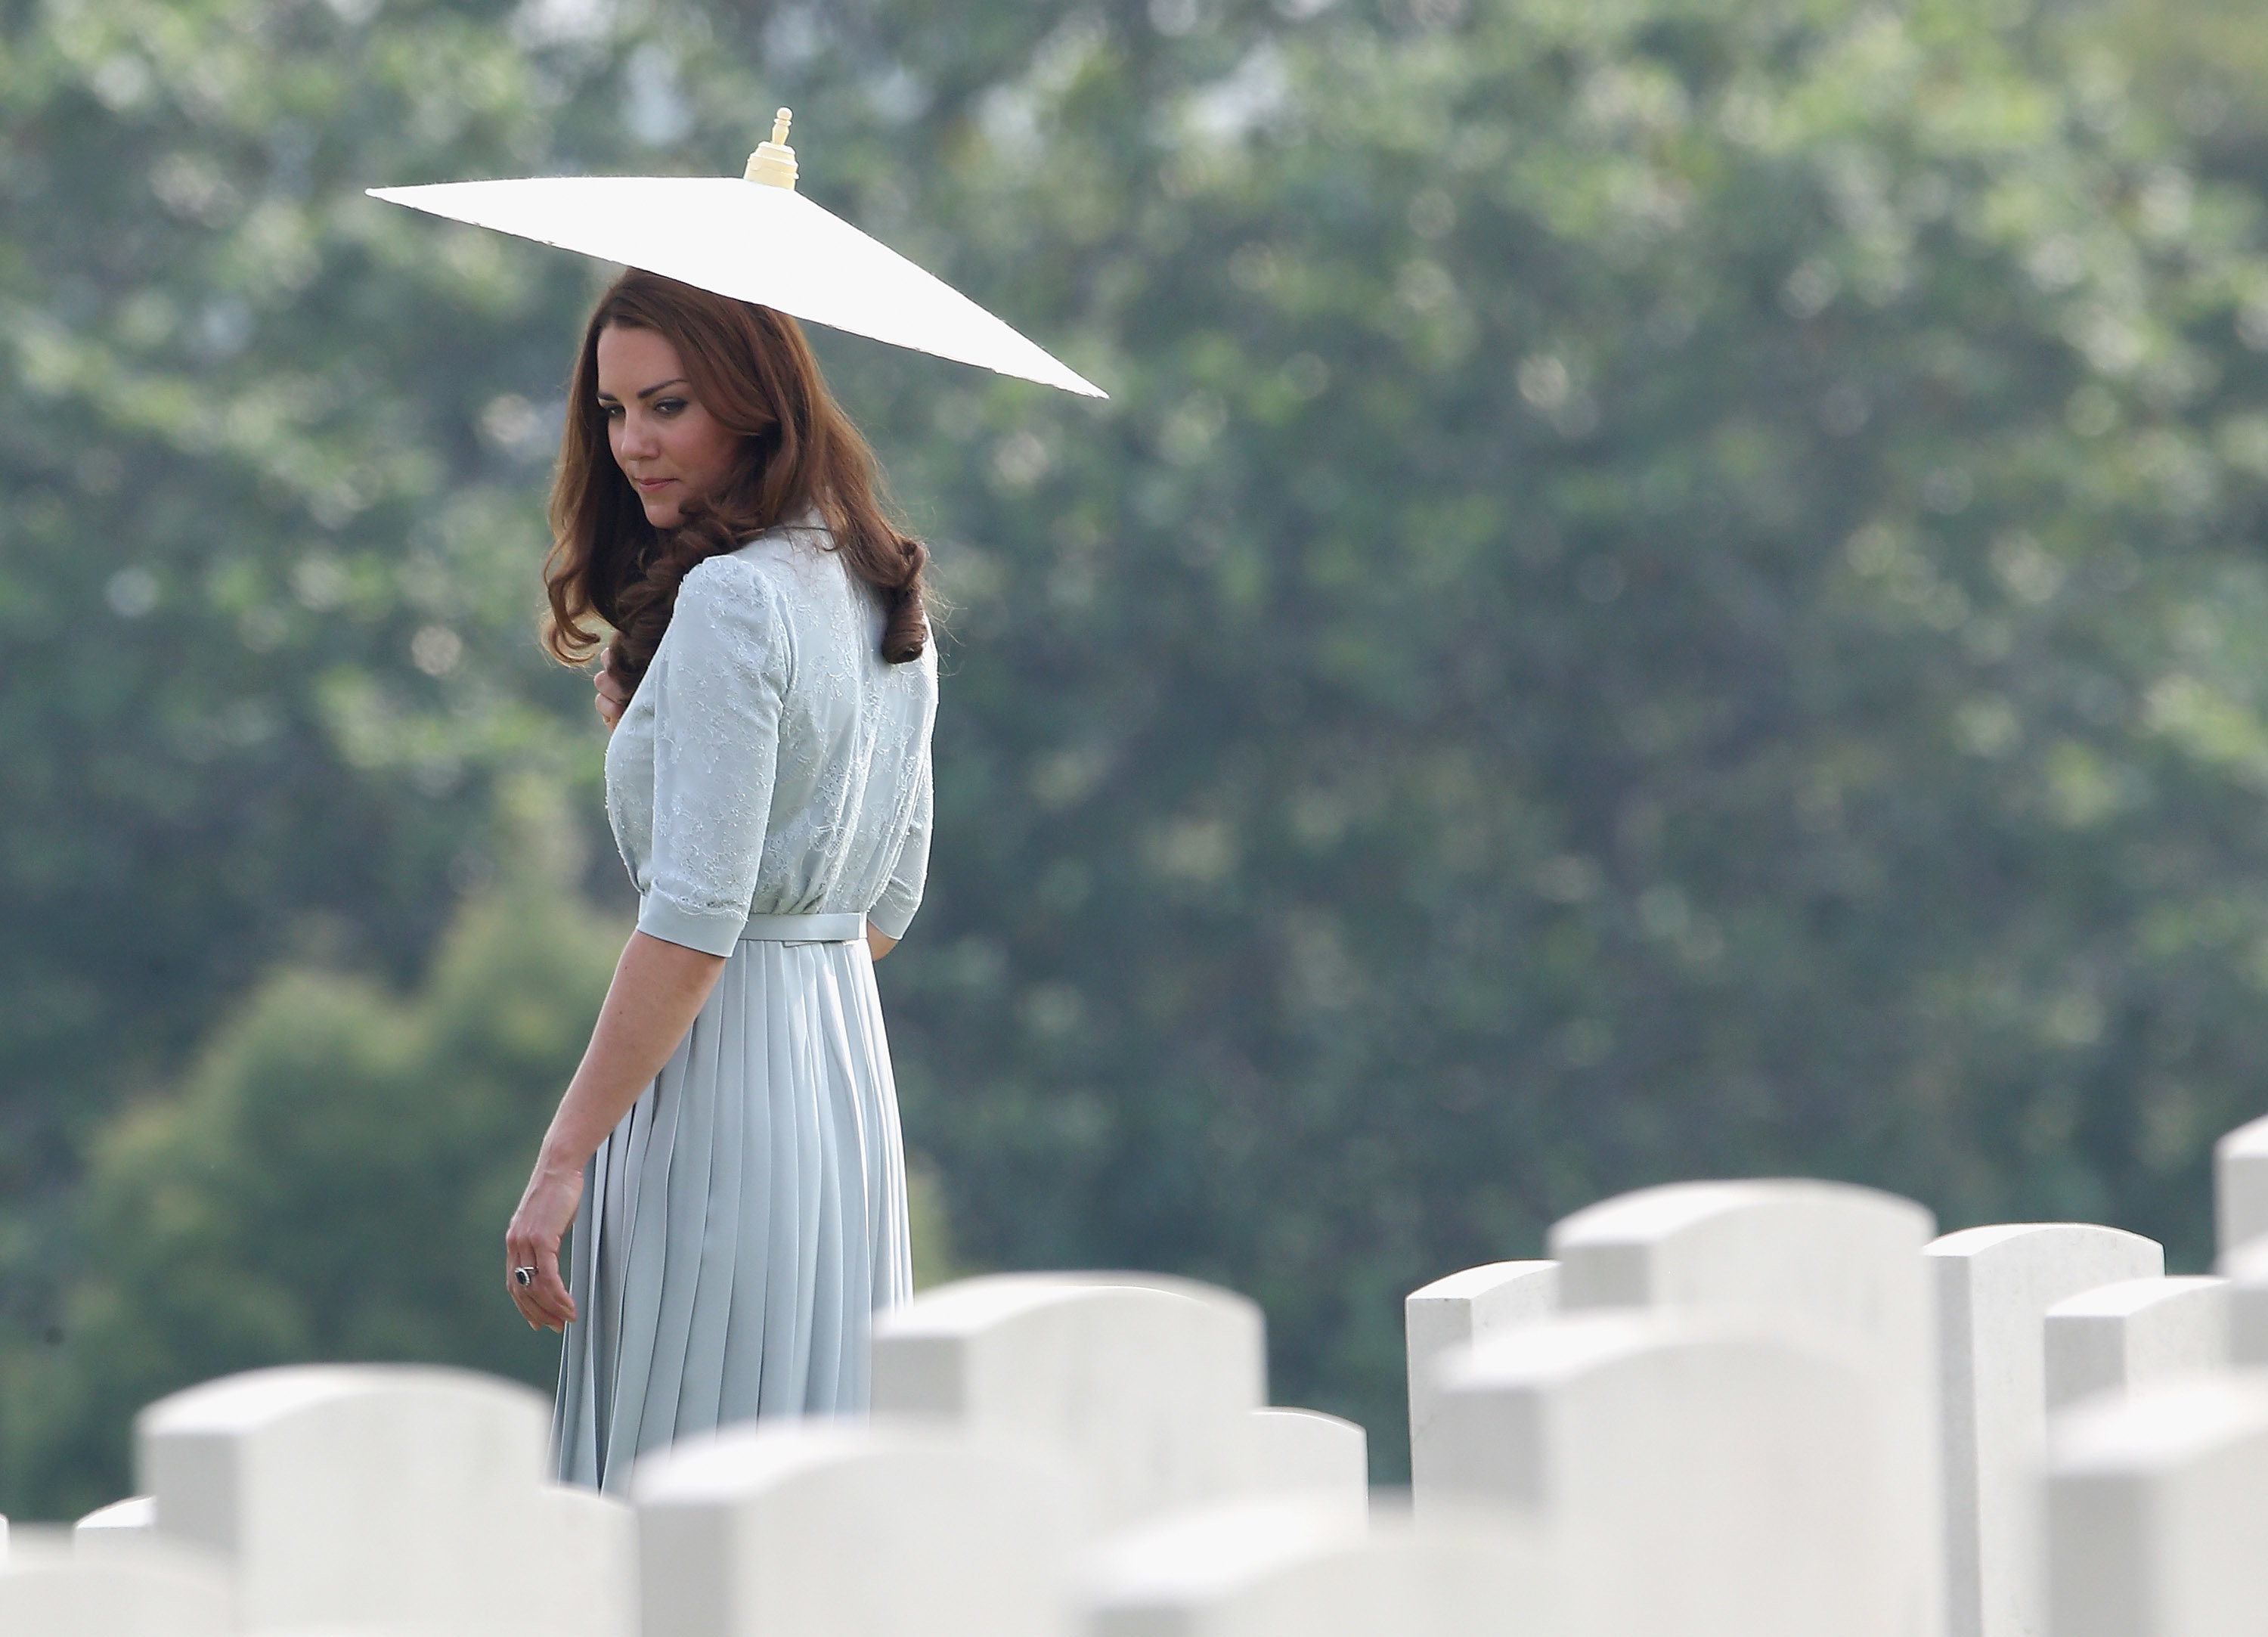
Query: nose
xmin=614 ymin=411 xmax=659 ymax=463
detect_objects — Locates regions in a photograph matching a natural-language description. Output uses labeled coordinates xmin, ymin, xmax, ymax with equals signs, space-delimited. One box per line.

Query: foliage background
xmin=8 ymin=0 xmax=2268 ymax=1515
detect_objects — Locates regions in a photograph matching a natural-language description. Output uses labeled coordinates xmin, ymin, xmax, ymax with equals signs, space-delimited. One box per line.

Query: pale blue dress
xmin=552 ymin=519 xmax=934 ymax=1492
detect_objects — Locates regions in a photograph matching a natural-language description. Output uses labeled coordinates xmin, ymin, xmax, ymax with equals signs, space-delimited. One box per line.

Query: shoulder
xmin=732 ymin=516 xmax=838 ymax=585
xmin=677 ymin=548 xmax=789 ymax=622
xmin=665 ymin=551 xmax=792 ymax=677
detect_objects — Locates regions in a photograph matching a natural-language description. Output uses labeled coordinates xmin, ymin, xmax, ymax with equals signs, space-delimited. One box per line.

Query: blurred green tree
xmin=828 ymin=0 xmax=2268 ymax=1471
xmin=2 ymin=801 xmax=623 ymax=1518
xmin=0 ymin=0 xmax=634 ymax=1331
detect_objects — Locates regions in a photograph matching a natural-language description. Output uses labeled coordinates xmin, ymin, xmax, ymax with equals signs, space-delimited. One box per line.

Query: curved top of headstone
xmin=1925 ymin=1221 xmax=2161 ymax=1262
xmin=1408 ymin=1260 xmax=1558 ymax=1307
xmin=137 ymin=1363 xmax=546 ymax=1440
xmin=879 ymin=1271 xmax=1263 ymax=1335
xmin=1548 ymin=1180 xmax=1935 ymax=1322
xmin=2043 ymin=1274 xmax=2225 ymax=1321
xmin=1551 ymin=1179 xmax=1932 ymax=1255
xmin=2217 ymin=1112 xmax=2268 ymax=1161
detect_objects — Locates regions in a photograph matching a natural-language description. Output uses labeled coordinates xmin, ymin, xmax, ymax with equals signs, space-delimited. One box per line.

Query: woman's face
xmin=594 ymin=324 xmax=743 ymax=529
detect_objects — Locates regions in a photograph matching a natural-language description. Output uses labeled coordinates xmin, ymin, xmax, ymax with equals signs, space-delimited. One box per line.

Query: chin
xmin=640 ymin=499 xmax=682 ymax=528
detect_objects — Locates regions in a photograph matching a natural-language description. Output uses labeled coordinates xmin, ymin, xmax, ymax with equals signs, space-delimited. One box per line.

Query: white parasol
xmin=368 ymin=110 xmax=1105 ymax=399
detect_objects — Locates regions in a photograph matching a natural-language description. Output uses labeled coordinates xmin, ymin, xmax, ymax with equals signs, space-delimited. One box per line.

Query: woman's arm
xmin=505 ymin=931 xmax=726 ymax=1330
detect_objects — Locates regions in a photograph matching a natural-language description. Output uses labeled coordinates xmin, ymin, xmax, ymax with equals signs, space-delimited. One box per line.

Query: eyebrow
xmin=594 ymin=377 xmax=689 ymax=403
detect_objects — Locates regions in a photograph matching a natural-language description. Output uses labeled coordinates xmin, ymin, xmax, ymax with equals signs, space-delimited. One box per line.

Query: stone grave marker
xmin=72 ymin=1496 xmax=157 ymax=1558
xmin=2043 ymin=1276 xmax=2230 ymax=1412
xmin=2212 ymin=1111 xmax=2268 ymax=1258
xmin=137 ymin=1363 xmax=634 ymax=1636
xmin=1548 ymin=1179 xmax=1941 ymax=1637
xmin=1244 ymin=1408 xmax=1368 ymax=1509
xmin=1926 ymin=1223 xmax=2161 ymax=1637
xmin=872 ymin=1273 xmax=1266 ymax=1530
xmin=1082 ymin=1493 xmax=1551 ymax=1637
xmin=1405 ymin=1260 xmax=1557 ymax=1465
xmin=634 ymin=1418 xmax=1082 ymax=1637
xmin=0 ymin=1527 xmax=232 ymax=1637
xmin=2220 ymin=1236 xmax=2268 ymax=1365
xmin=2046 ymin=1372 xmax=2268 ymax=1637
xmin=1417 ymin=1309 xmax=1894 ymax=1637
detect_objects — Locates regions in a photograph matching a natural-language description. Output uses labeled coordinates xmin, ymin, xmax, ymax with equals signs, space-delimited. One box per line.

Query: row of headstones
xmin=11 ymin=1117 xmax=2268 ymax=1635
xmin=0 ymin=1273 xmax=1377 ymax=1637
xmin=1401 ymin=1110 xmax=2268 ymax=1637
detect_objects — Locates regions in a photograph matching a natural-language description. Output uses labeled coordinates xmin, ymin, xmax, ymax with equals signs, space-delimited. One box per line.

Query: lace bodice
xmin=603 ymin=523 xmax=937 ymax=956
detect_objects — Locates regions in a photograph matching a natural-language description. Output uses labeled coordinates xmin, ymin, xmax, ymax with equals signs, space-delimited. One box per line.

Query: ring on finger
xmin=513 ymin=1266 xmax=536 ymax=1287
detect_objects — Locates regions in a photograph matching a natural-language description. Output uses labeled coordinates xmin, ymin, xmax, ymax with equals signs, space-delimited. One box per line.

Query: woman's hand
xmin=504 ymin=932 xmax=726 ymax=1332
xmin=593 ymin=663 xmax=630 ymax=730
xmin=505 ymin=1158 xmax=584 ymax=1332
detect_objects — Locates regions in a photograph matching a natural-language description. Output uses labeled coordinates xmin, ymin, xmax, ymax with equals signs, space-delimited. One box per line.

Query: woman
xmin=502 ymin=268 xmax=935 ymax=1492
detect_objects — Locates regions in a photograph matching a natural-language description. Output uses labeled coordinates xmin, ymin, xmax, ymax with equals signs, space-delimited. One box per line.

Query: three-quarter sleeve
xmin=868 ymin=743 xmax=932 ymax=941
xmin=634 ymin=560 xmax=791 ymax=957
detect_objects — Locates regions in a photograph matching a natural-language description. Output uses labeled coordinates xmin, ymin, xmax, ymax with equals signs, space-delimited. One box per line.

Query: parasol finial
xmin=745 ymin=109 xmax=798 ymax=191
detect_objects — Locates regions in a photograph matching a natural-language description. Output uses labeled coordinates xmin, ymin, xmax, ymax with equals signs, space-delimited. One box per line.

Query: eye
xmin=599 ymin=402 xmax=623 ymax=421
xmin=652 ymin=398 xmax=686 ymax=417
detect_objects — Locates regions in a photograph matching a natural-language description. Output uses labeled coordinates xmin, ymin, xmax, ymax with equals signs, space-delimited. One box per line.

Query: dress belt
xmin=737 ymin=910 xmax=867 ymax=944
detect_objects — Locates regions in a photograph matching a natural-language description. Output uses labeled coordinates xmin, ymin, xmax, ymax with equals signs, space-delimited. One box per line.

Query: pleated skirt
xmin=551 ymin=936 xmax=913 ymax=1492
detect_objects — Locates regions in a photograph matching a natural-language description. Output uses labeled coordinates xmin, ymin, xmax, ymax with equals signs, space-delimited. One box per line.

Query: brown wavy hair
xmin=540 ymin=268 xmax=930 ymax=689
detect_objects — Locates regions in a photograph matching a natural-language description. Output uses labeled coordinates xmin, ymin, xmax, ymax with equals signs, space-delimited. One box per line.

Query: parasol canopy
xmin=367 ymin=110 xmax=1105 ymax=398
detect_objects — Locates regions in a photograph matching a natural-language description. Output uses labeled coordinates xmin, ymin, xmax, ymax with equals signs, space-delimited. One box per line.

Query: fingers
xmin=593 ymin=673 xmax=626 ymax=730
xmin=505 ymin=1231 xmax=577 ymax=1332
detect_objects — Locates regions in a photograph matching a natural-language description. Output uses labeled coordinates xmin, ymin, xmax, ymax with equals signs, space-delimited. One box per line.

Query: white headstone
xmin=137 ymin=1363 xmax=634 ymax=1636
xmin=1082 ymin=1493 xmax=1551 ymax=1637
xmin=2046 ymin=1372 xmax=2268 ymax=1637
xmin=2043 ymin=1276 xmax=2230 ymax=1412
xmin=872 ymin=1273 xmax=1265 ymax=1529
xmin=1244 ymin=1409 xmax=1368 ymax=1511
xmin=1405 ymin=1260 xmax=1557 ymax=1466
xmin=0 ymin=1531 xmax=232 ymax=1636
xmin=2220 ymin=1237 xmax=2268 ymax=1365
xmin=72 ymin=1497 xmax=160 ymax=1565
xmin=536 ymin=1481 xmax=639 ymax=1637
xmin=633 ymin=1418 xmax=1082 ymax=1637
xmin=1418 ymin=1310 xmax=1895 ymax=1637
xmin=2213 ymin=1112 xmax=2268 ymax=1259
xmin=1926 ymin=1223 xmax=2162 ymax=1637
xmin=1548 ymin=1180 xmax=1941 ymax=1637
